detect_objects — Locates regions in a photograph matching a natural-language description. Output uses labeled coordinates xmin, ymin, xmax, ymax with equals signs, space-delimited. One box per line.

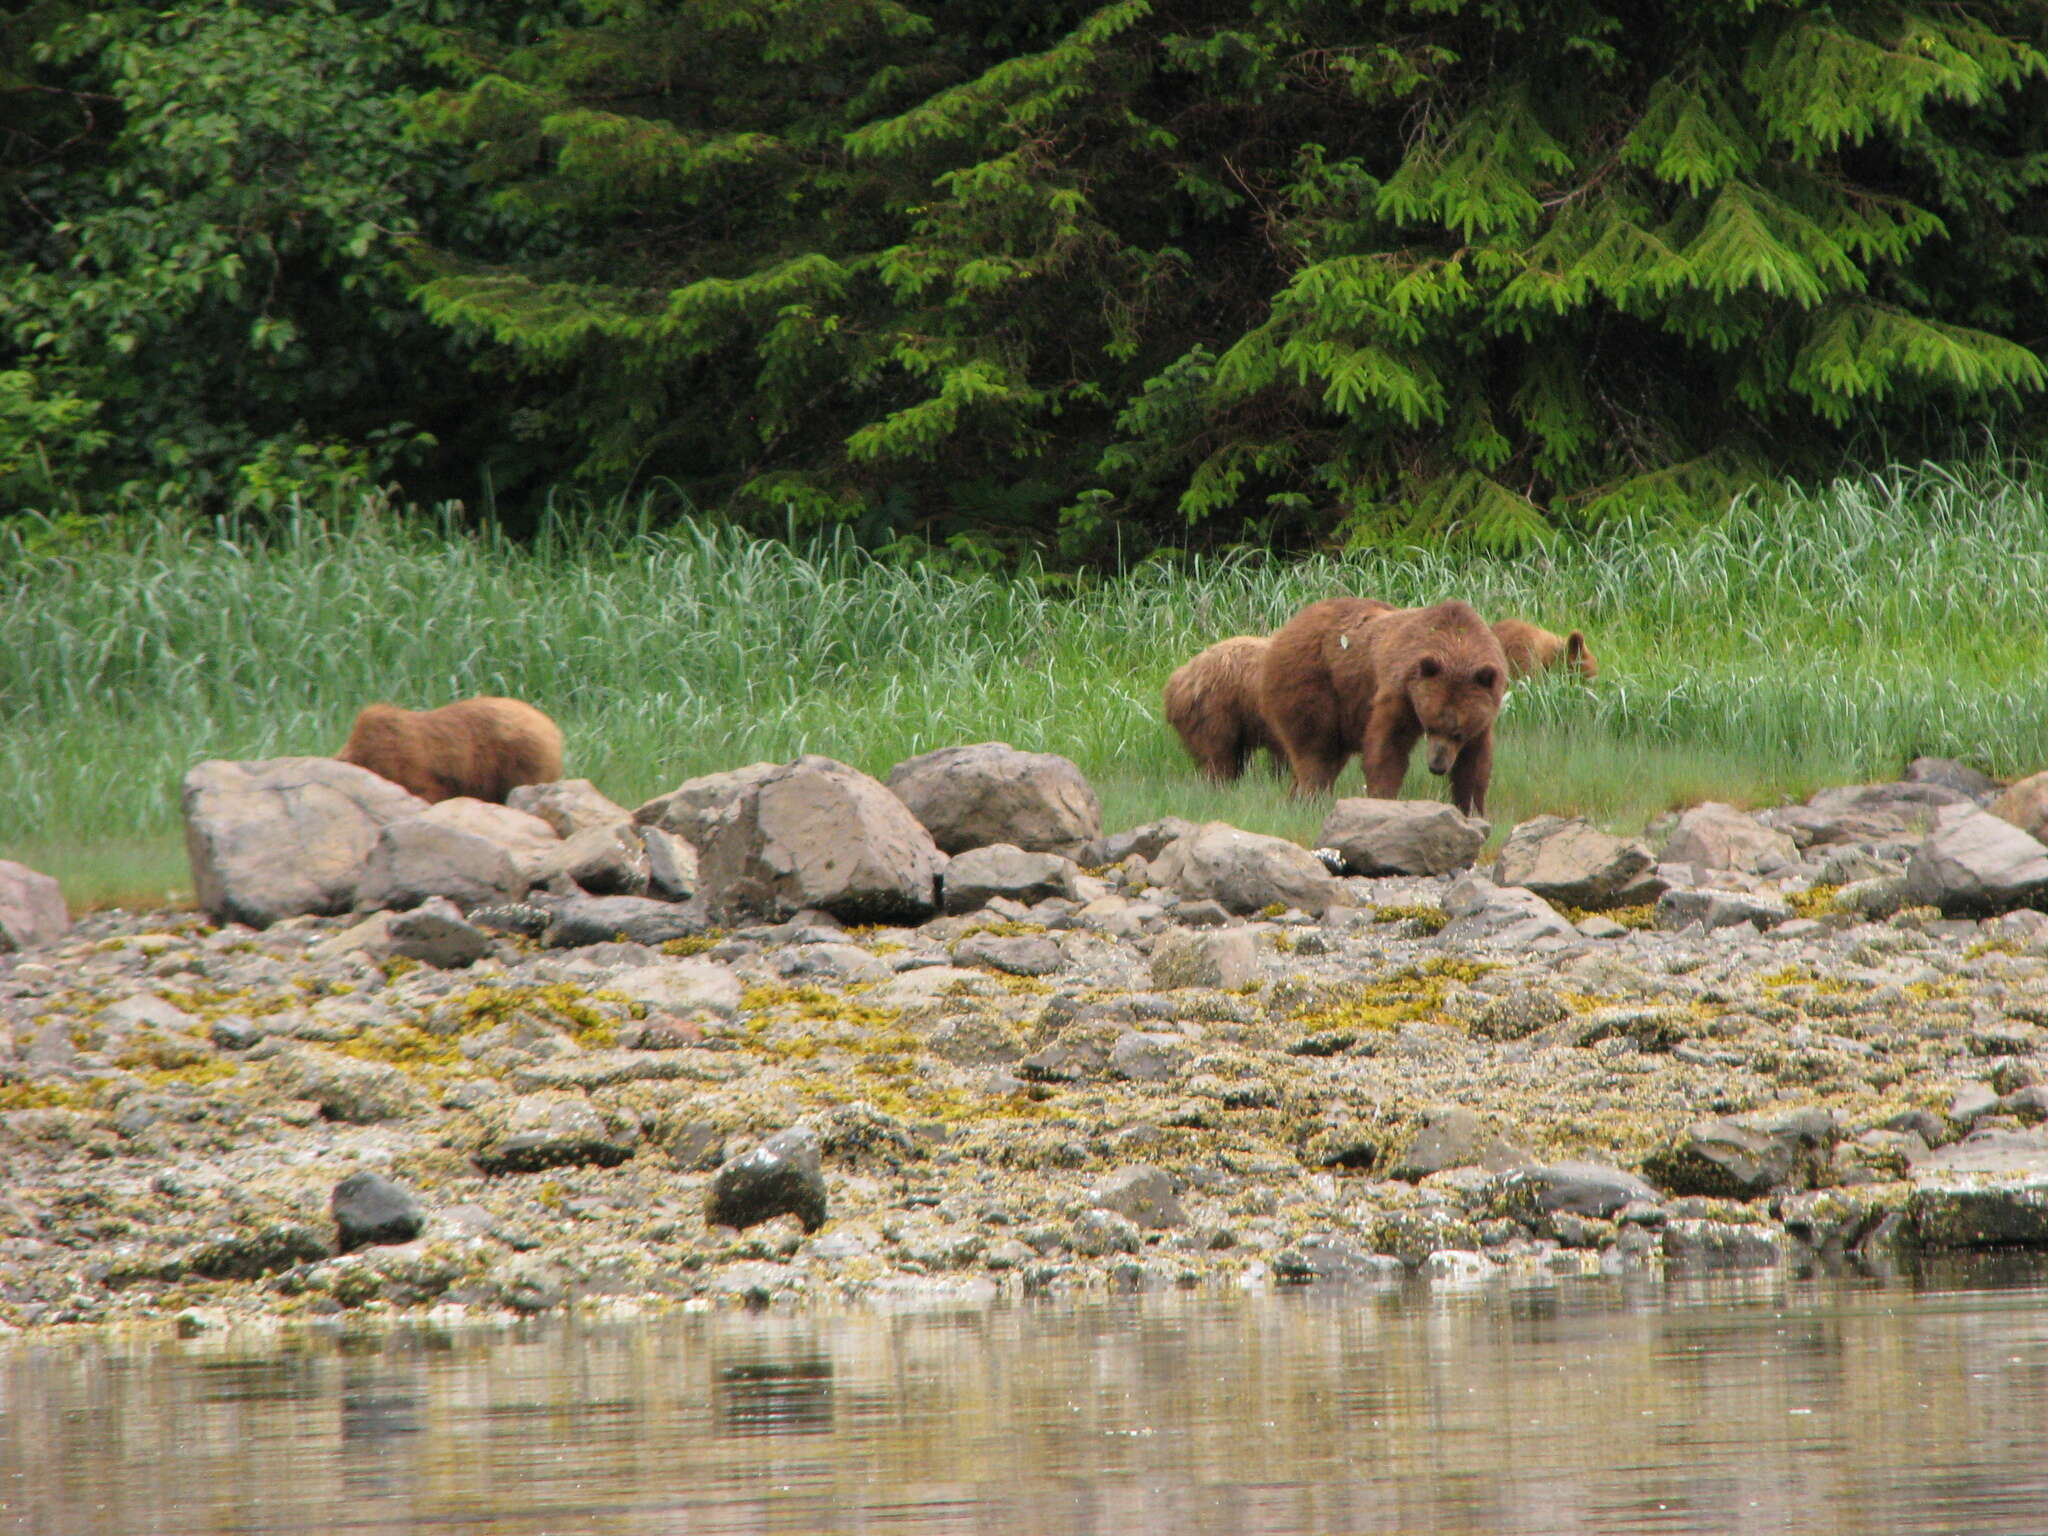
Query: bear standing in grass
xmin=1256 ymin=597 xmax=1395 ymax=795
xmin=1492 ymin=618 xmax=1598 ymax=681
xmin=1263 ymin=600 xmax=1507 ymax=814
xmin=1164 ymin=636 xmax=1281 ymax=781
xmin=336 ymin=696 xmax=563 ymax=804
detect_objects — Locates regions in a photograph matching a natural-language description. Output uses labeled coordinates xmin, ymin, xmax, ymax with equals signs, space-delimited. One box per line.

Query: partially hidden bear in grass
xmin=336 ymin=696 xmax=564 ymax=804
xmin=1492 ymin=618 xmax=1598 ymax=681
xmin=1163 ymin=635 xmax=1282 ymax=781
xmin=1260 ymin=598 xmax=1507 ymax=814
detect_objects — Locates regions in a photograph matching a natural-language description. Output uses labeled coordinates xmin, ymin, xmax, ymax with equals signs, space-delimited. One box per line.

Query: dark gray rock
xmin=1662 ymin=1219 xmax=1785 ymax=1271
xmin=331 ymin=1171 xmax=425 ymax=1253
xmin=1492 ymin=1161 xmax=1663 ymax=1221
xmin=544 ymin=822 xmax=650 ymax=897
xmin=1386 ymin=1107 xmax=1531 ymax=1181
xmin=1069 ymin=1207 xmax=1142 ymax=1255
xmin=544 ymin=895 xmax=707 ymax=948
xmin=1275 ymin=1236 xmax=1405 ymax=1285
xmin=1909 ymin=1128 xmax=2048 ymax=1248
xmin=475 ymin=1092 xmax=640 ymax=1174
xmin=1653 ymin=888 xmax=1793 ymax=932
xmin=953 ymin=933 xmax=1065 ymax=976
xmin=184 ymin=1222 xmax=331 ymax=1280
xmin=706 ymin=1128 xmax=828 ymax=1232
xmin=887 ymin=742 xmax=1102 ymax=859
xmin=1642 ymin=1107 xmax=1836 ymax=1197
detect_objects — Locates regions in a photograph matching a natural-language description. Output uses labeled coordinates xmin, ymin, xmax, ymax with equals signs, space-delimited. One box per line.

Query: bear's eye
xmin=1474 ymin=666 xmax=1498 ymax=690
xmin=1416 ymin=656 xmax=1442 ymax=678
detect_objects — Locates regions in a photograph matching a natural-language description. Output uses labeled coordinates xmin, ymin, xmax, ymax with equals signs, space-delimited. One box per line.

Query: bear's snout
xmin=1425 ymin=739 xmax=1457 ymax=775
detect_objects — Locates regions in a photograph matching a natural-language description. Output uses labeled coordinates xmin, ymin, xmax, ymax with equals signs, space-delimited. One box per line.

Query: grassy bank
xmin=7 ymin=459 xmax=2048 ymax=908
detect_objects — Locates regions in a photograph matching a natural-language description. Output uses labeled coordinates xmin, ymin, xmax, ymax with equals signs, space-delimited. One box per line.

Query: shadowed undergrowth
xmin=7 ymin=458 xmax=2046 ymax=906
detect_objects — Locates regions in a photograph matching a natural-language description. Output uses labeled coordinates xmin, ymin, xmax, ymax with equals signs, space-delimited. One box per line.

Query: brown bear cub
xmin=336 ymin=696 xmax=564 ymax=804
xmin=1164 ymin=635 xmax=1282 ymax=781
xmin=1263 ymin=599 xmax=1507 ymax=814
xmin=1256 ymin=596 xmax=1396 ymax=796
xmin=1492 ymin=618 xmax=1598 ymax=681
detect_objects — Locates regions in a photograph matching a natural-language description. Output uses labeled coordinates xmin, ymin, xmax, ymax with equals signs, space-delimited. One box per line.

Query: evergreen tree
xmin=413 ymin=0 xmax=2048 ymax=552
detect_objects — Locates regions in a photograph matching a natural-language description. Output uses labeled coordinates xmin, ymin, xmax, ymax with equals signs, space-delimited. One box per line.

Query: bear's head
xmin=1409 ymin=654 xmax=1505 ymax=775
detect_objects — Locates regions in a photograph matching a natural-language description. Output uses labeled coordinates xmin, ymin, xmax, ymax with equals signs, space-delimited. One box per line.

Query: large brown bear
xmin=335 ymin=696 xmax=564 ymax=804
xmin=1263 ymin=600 xmax=1507 ymax=814
xmin=1492 ymin=618 xmax=1598 ymax=681
xmin=1164 ymin=635 xmax=1280 ymax=781
xmin=1256 ymin=597 xmax=1395 ymax=795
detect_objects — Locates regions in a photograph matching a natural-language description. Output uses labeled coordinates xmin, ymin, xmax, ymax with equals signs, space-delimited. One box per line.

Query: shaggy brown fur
xmin=1329 ymin=601 xmax=1508 ymax=816
xmin=1164 ymin=635 xmax=1280 ymax=781
xmin=335 ymin=696 xmax=564 ymax=804
xmin=1492 ymin=618 xmax=1599 ymax=681
xmin=1256 ymin=596 xmax=1397 ymax=796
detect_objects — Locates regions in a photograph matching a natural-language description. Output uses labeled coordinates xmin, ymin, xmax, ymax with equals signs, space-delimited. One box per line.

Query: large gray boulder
xmin=182 ymin=758 xmax=428 ymax=927
xmin=1660 ymin=802 xmax=1799 ymax=875
xmin=1438 ymin=874 xmax=1576 ymax=946
xmin=886 ymin=742 xmax=1102 ymax=858
xmin=1760 ymin=780 xmax=1964 ymax=849
xmin=352 ymin=813 xmax=529 ymax=913
xmin=506 ymin=778 xmax=630 ymax=838
xmin=1148 ymin=821 xmax=1340 ymax=916
xmin=633 ymin=762 xmax=780 ymax=849
xmin=701 ymin=755 xmax=943 ymax=924
xmin=941 ymin=844 xmax=1081 ymax=913
xmin=1902 ymin=804 xmax=2048 ymax=916
xmin=1493 ymin=816 xmax=1657 ymax=908
xmin=1319 ymin=798 xmax=1486 ymax=877
xmin=0 ymin=862 xmax=68 ymax=953
xmin=414 ymin=797 xmax=561 ymax=882
xmin=1909 ymin=1129 xmax=2048 ymax=1248
xmin=1642 ymin=1108 xmax=1836 ymax=1196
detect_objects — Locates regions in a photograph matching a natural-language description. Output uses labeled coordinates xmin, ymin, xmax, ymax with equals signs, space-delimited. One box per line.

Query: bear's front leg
xmin=1360 ymin=704 xmax=1421 ymax=800
xmin=1449 ymin=732 xmax=1493 ymax=817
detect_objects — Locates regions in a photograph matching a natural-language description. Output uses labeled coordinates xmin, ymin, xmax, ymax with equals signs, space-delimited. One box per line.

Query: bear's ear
xmin=1416 ymin=656 xmax=1442 ymax=679
xmin=1473 ymin=665 xmax=1499 ymax=692
xmin=1566 ymin=630 xmax=1587 ymax=660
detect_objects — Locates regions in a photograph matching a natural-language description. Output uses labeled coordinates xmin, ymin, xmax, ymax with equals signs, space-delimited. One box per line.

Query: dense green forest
xmin=5 ymin=0 xmax=2047 ymax=557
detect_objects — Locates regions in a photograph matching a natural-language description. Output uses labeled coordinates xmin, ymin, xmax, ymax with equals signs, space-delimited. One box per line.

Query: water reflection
xmin=2 ymin=1265 xmax=2047 ymax=1535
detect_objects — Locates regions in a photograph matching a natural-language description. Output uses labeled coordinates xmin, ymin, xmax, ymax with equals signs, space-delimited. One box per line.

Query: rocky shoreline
xmin=5 ymin=746 xmax=2048 ymax=1334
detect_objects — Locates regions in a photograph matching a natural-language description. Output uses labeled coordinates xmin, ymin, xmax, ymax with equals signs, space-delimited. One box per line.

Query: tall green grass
xmin=7 ymin=458 xmax=2048 ymax=906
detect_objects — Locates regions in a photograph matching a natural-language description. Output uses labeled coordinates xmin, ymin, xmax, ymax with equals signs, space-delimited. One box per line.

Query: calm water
xmin=5 ymin=1267 xmax=2048 ymax=1536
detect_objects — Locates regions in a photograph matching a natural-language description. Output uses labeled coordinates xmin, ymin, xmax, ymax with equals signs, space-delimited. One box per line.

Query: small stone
xmin=1318 ymin=798 xmax=1487 ymax=877
xmin=1087 ymin=1165 xmax=1188 ymax=1229
xmin=0 ymin=861 xmax=69 ymax=953
xmin=331 ymin=1171 xmax=425 ymax=1253
xmin=544 ymin=895 xmax=707 ymax=948
xmin=1148 ymin=928 xmax=1256 ymax=990
xmin=706 ymin=1128 xmax=828 ymax=1232
xmin=1069 ymin=1207 xmax=1142 ymax=1256
xmin=1109 ymin=1030 xmax=1191 ymax=1083
xmin=1653 ymin=888 xmax=1793 ymax=932
xmin=953 ymin=934 xmax=1066 ymax=976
